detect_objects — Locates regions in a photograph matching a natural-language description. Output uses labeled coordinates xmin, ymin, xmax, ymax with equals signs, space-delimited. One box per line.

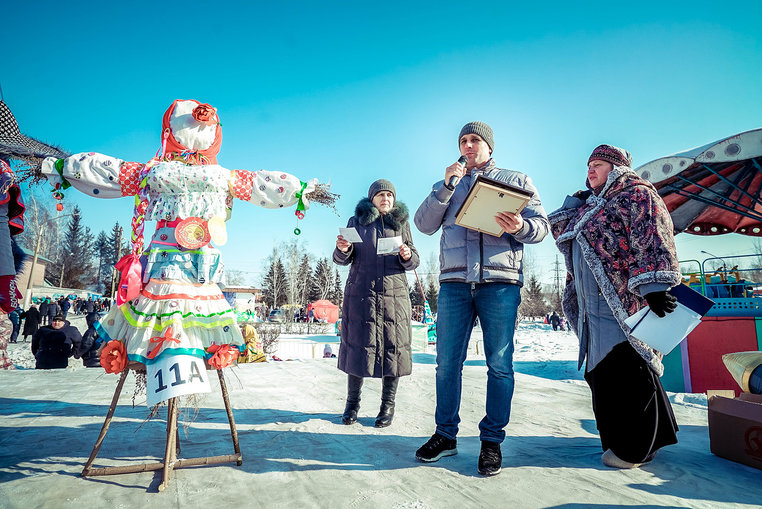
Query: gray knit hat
xmin=459 ymin=121 xmax=494 ymax=152
xmin=368 ymin=179 xmax=396 ymax=200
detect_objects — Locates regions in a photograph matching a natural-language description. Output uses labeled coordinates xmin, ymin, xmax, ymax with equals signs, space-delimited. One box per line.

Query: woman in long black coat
xmin=333 ymin=179 xmax=419 ymax=427
xmin=20 ymin=304 xmax=41 ymax=341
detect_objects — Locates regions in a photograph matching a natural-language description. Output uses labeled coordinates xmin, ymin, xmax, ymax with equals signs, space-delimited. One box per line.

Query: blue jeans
xmin=434 ymin=282 xmax=520 ymax=443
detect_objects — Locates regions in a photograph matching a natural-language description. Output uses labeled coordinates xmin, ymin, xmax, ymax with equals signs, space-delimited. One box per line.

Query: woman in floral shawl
xmin=549 ymin=144 xmax=681 ymax=469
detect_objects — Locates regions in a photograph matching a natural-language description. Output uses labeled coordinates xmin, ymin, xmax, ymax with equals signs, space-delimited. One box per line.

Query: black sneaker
xmin=477 ymin=441 xmax=502 ymax=476
xmin=416 ymin=433 xmax=457 ymax=462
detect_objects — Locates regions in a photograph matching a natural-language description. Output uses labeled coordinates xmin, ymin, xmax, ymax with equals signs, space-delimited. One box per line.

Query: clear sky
xmin=3 ymin=1 xmax=762 ymax=286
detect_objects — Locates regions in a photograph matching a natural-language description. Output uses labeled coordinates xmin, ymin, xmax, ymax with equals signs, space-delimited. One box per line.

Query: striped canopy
xmin=635 ymin=128 xmax=762 ymax=236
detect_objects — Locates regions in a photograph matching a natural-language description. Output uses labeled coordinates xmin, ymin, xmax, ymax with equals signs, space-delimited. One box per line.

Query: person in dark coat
xmin=549 ymin=311 xmax=561 ymax=331
xmin=85 ymin=297 xmax=95 ymax=314
xmin=60 ymin=297 xmax=71 ymax=319
xmin=46 ymin=299 xmax=60 ymax=325
xmin=8 ymin=307 xmax=21 ymax=343
xmin=39 ymin=299 xmax=49 ymax=325
xmin=31 ymin=314 xmax=82 ymax=369
xmin=20 ymin=304 xmax=41 ymax=341
xmin=334 ymin=179 xmax=420 ymax=428
xmin=74 ymin=310 xmax=103 ymax=367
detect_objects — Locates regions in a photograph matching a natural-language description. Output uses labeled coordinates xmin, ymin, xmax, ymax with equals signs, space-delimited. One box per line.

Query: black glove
xmin=573 ymin=189 xmax=592 ymax=201
xmin=644 ymin=291 xmax=678 ymax=317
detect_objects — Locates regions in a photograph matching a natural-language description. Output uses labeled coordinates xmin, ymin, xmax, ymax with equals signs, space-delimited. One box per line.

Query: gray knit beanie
xmin=368 ymin=179 xmax=396 ymax=200
xmin=458 ymin=121 xmax=494 ymax=152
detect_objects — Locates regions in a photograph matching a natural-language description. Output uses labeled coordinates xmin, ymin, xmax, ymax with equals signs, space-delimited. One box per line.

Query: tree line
xmin=20 ymin=190 xmax=127 ymax=294
xmin=259 ymin=240 xmax=344 ymax=308
xmin=17 ymin=187 xmax=569 ymax=318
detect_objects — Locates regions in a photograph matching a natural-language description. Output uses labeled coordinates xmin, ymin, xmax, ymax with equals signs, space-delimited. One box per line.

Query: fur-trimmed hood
xmin=355 ymin=198 xmax=409 ymax=230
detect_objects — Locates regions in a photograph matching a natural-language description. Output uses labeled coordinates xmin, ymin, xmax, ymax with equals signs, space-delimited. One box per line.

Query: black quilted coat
xmin=333 ymin=199 xmax=420 ymax=378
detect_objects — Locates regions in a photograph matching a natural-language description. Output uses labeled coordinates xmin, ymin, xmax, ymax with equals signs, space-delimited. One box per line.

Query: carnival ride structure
xmin=635 ymin=128 xmax=762 ymax=393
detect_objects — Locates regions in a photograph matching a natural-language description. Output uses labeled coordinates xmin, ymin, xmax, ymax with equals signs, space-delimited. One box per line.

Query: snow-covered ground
xmin=1 ymin=320 xmax=760 ymax=508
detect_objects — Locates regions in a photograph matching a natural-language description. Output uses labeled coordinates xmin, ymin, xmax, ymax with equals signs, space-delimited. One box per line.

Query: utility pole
xmin=552 ymin=255 xmax=563 ymax=300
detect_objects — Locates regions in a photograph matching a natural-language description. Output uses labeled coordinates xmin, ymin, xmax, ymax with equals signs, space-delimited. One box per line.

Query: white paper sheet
xmin=146 ymin=354 xmax=211 ymax=406
xmin=377 ymin=236 xmax=403 ymax=255
xmin=624 ymin=302 xmax=703 ymax=354
xmin=339 ymin=227 xmax=363 ymax=243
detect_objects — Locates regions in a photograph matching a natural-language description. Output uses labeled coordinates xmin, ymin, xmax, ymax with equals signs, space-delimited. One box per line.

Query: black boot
xmin=375 ymin=376 xmax=399 ymax=428
xmin=342 ymin=375 xmax=363 ymax=425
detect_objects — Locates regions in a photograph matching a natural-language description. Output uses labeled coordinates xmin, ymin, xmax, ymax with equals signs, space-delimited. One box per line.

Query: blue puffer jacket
xmin=414 ymin=159 xmax=549 ymax=285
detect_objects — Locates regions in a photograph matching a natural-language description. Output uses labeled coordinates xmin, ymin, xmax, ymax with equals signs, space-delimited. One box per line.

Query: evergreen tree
xmin=409 ymin=276 xmax=424 ymax=308
xmin=425 ymin=274 xmax=439 ymax=313
xmin=262 ymin=263 xmax=276 ymax=308
xmin=519 ymin=274 xmax=549 ymax=319
xmin=422 ymin=252 xmax=440 ymax=312
xmin=262 ymin=256 xmax=289 ymax=308
xmin=331 ymin=268 xmax=343 ymax=306
xmin=93 ymin=231 xmax=110 ymax=293
xmin=295 ymin=254 xmax=314 ymax=307
xmin=47 ymin=205 xmax=95 ymax=288
xmin=103 ymin=223 xmax=126 ymax=298
xmin=310 ymin=257 xmax=333 ymax=301
xmin=274 ymin=259 xmax=289 ymax=307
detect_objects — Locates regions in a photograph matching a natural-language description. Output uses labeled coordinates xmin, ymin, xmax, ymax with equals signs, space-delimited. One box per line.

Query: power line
xmin=552 ymin=254 xmax=563 ymax=298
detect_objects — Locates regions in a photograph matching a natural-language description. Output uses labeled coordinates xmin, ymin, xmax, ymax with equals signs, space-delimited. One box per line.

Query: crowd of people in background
xmin=8 ymin=296 xmax=111 ymax=344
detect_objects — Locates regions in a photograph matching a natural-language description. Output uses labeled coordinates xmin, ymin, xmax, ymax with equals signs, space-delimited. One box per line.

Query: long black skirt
xmin=584 ymin=341 xmax=678 ymax=463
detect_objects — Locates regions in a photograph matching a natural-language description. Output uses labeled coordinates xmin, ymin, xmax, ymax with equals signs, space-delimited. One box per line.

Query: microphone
xmin=448 ymin=155 xmax=468 ymax=189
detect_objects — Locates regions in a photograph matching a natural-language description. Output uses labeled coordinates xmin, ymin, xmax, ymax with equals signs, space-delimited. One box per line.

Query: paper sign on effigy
xmin=146 ymin=354 xmax=211 ymax=406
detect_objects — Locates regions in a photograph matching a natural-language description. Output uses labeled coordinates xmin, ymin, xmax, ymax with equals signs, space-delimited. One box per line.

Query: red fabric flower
xmin=192 ymin=103 xmax=217 ymax=125
xmin=207 ymin=343 xmax=239 ymax=369
xmin=100 ymin=340 xmax=128 ymax=374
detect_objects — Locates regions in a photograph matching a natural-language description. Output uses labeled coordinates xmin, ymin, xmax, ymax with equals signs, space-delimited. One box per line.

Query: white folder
xmin=624 ymin=284 xmax=714 ymax=354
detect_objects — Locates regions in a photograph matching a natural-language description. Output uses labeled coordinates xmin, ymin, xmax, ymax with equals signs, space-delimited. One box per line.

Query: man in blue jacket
xmin=414 ymin=121 xmax=549 ymax=476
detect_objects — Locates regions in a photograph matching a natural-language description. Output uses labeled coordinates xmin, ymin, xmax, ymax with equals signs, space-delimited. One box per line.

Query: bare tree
xmin=281 ymin=239 xmax=308 ymax=305
xmin=225 ymin=269 xmax=246 ymax=287
xmin=18 ymin=185 xmax=60 ymax=261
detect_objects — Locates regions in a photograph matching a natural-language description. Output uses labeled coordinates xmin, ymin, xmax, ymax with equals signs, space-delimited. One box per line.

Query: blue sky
xmin=3 ymin=1 xmax=762 ymax=286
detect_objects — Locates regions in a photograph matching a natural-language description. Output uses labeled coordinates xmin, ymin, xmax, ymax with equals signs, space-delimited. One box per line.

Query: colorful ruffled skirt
xmin=95 ymin=223 xmax=244 ymax=367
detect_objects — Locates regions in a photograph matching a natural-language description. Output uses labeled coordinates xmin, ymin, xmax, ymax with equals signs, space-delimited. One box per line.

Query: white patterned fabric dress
xmin=43 ymin=154 xmax=315 ymax=368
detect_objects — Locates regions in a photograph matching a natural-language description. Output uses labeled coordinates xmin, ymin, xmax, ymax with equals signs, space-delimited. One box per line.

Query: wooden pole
xmin=82 ymin=368 xmax=243 ymax=488
xmin=217 ymin=369 xmax=242 ymax=465
xmin=82 ymin=369 xmax=129 ymax=476
xmin=158 ymin=397 xmax=178 ymax=492
xmin=84 ymin=454 xmax=243 ymax=477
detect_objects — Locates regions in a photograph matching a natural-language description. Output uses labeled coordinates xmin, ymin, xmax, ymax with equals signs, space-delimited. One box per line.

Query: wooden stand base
xmin=82 ymin=369 xmax=242 ymax=491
